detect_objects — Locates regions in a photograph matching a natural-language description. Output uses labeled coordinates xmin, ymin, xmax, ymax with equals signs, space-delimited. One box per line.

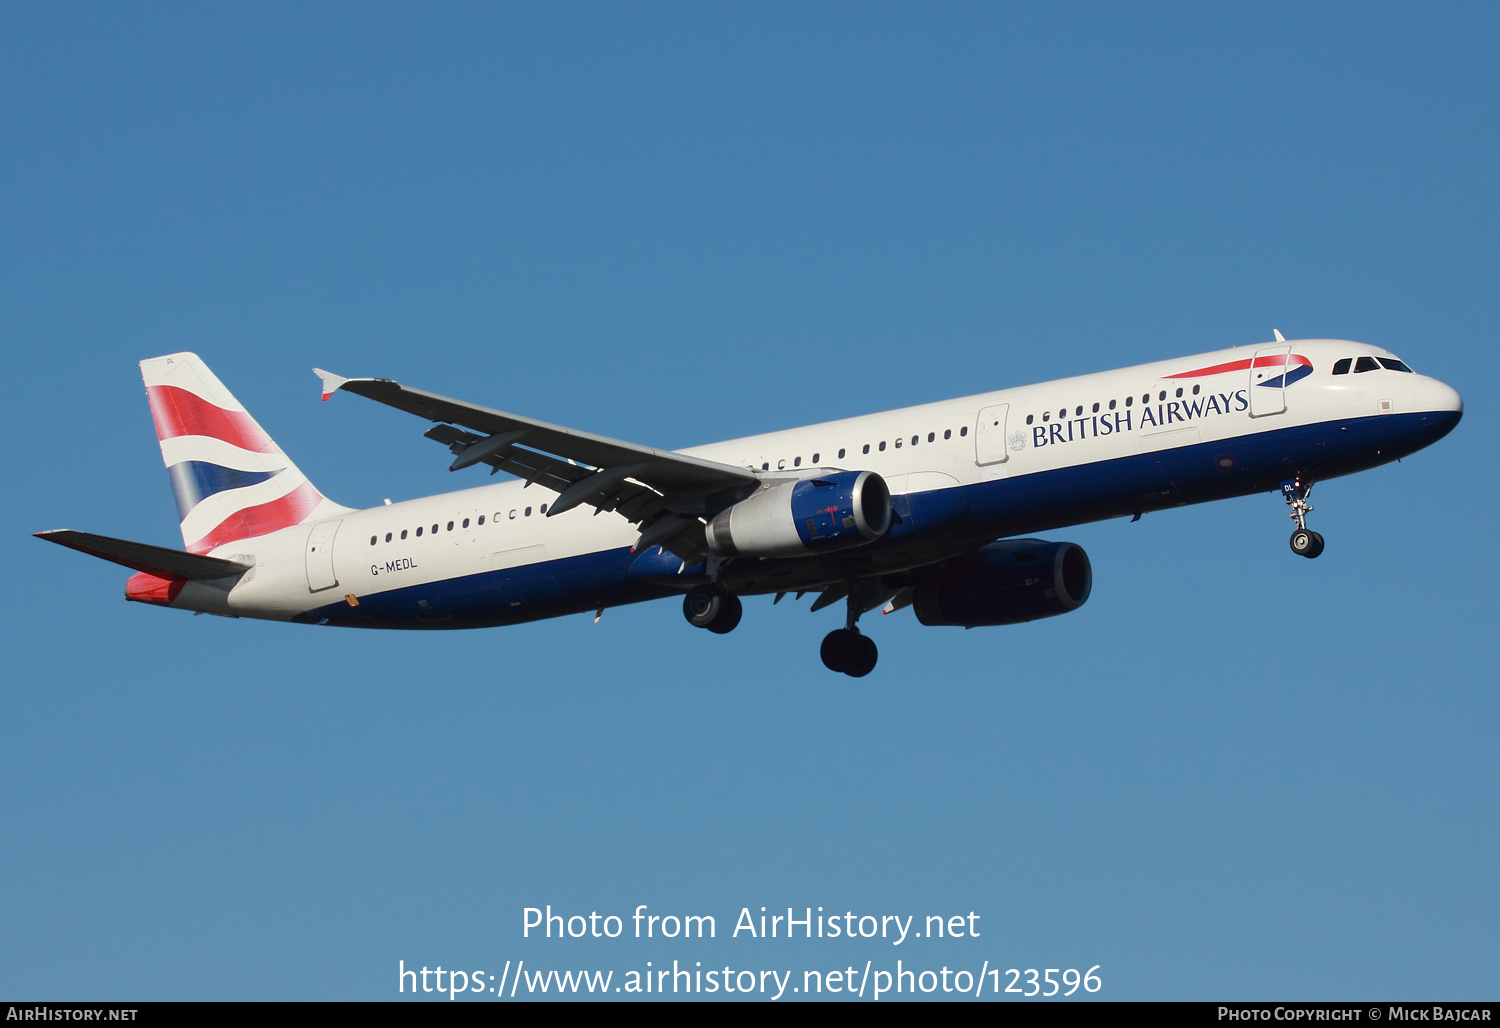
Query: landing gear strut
xmin=1281 ymin=476 xmax=1325 ymax=559
xmin=683 ymin=584 xmax=742 ymax=634
xmin=820 ymin=588 xmax=878 ymax=677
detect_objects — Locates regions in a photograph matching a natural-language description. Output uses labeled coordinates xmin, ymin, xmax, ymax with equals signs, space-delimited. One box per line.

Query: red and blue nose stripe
xmin=1166 ymin=354 xmax=1313 ymax=389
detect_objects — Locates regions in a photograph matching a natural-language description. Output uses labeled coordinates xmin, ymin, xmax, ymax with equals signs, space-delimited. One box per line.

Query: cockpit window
xmin=1354 ymin=356 xmax=1381 ymax=373
xmin=1378 ymin=357 xmax=1414 ymax=373
xmin=1332 ymin=358 xmax=1352 ymax=375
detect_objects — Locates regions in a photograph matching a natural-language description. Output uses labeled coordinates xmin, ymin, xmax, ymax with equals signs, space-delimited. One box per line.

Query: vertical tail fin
xmin=140 ymin=353 xmax=349 ymax=554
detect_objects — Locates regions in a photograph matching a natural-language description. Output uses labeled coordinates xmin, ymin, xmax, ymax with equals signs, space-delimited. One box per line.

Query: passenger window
xmin=385 ymin=532 xmax=392 ymax=542
xmin=509 ymin=510 xmax=517 ymax=519
xmin=879 ymin=441 xmax=886 ymax=451
xmin=1109 ymin=399 xmax=1117 ymax=410
xmin=762 ymin=462 xmax=769 ymax=470
xmin=540 ymin=504 xmax=549 ymax=514
xmin=862 ymin=444 xmax=870 ymax=454
xmin=838 ymin=448 xmax=846 ymax=459
xmin=1174 ymin=388 xmax=1183 ymax=398
xmin=1158 ymin=391 xmax=1166 ymax=401
xmin=447 ymin=521 xmax=454 ymax=531
xmin=432 ymin=524 xmax=439 ymax=534
xmin=1143 ymin=394 xmax=1150 ymax=403
xmin=1042 ymin=411 xmax=1050 ymax=422
xmin=1058 ymin=408 xmax=1066 ymax=418
xmin=370 ymin=536 xmax=377 ymax=546
xmin=1192 ymin=385 xmax=1200 ymax=395
xmin=477 ymin=516 xmax=484 ymax=525
xmin=794 ymin=456 xmax=801 ymax=467
xmin=777 ymin=459 xmax=786 ymax=470
xmin=960 ymin=426 xmax=967 ymax=436
xmin=912 ymin=435 xmax=919 ymax=445
xmin=1332 ymin=358 xmax=1352 ymax=375
xmin=1075 ymin=406 xmax=1082 ymax=416
xmin=1027 ymin=414 xmax=1034 ymax=425
xmin=812 ymin=452 xmax=820 ymax=463
xmin=400 ymin=530 xmax=407 ymax=540
xmin=1355 ymin=356 xmax=1380 ymax=373
xmin=1091 ymin=403 xmax=1099 ymax=413
xmin=927 ymin=432 xmax=934 ymax=443
xmin=525 ymin=507 xmax=532 ymax=516
xmin=1125 ymin=396 xmax=1133 ymax=407
xmin=894 ymin=438 xmax=902 ymax=448
xmin=1379 ymin=358 xmax=1414 ymax=373
xmin=416 ymin=527 xmax=423 ymax=537
xmin=462 ymin=518 xmax=469 ymax=528
xmin=943 ymin=429 xmax=951 ymax=439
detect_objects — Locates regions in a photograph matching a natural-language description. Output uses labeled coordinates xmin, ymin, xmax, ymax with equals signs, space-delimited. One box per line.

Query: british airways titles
xmin=1028 ymin=389 xmax=1250 ymax=450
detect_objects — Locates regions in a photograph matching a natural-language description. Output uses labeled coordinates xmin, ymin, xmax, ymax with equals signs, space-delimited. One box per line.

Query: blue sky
xmin=2 ymin=3 xmax=1495 ymax=1001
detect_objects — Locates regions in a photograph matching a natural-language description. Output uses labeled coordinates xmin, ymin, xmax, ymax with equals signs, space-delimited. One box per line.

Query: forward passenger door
xmin=1249 ymin=345 xmax=1291 ymax=418
xmin=974 ymin=403 xmax=1011 ymax=465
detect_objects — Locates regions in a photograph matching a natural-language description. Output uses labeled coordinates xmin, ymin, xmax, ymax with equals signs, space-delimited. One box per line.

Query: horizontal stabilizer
xmin=35 ymin=530 xmax=253 ymax=580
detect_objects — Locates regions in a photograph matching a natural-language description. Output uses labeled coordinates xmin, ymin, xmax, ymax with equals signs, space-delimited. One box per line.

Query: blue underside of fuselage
xmin=294 ymin=409 xmax=1460 ymax=630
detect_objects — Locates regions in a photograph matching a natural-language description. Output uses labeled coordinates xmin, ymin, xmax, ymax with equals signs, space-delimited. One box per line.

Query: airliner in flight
xmin=38 ymin=335 xmax=1461 ymax=676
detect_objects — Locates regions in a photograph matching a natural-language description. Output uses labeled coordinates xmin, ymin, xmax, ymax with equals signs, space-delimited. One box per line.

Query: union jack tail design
xmin=140 ymin=353 xmax=348 ymax=554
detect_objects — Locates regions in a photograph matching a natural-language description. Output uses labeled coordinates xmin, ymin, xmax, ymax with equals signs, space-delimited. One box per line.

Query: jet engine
xmin=705 ymin=470 xmax=891 ymax=558
xmin=912 ymin=540 xmax=1091 ymax=627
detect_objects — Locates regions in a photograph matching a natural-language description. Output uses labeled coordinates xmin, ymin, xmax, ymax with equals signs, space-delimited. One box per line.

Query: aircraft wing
xmin=314 ymin=369 xmax=759 ymax=554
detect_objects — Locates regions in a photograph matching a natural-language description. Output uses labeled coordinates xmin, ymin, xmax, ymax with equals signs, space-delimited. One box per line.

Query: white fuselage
xmin=172 ymin=338 xmax=1461 ymax=624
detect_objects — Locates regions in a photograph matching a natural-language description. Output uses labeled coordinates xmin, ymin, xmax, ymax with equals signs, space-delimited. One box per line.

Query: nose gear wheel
xmin=1281 ymin=476 xmax=1325 ymax=559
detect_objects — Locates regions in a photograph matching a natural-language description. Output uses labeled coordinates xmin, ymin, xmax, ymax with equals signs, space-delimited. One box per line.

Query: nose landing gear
xmin=820 ymin=587 xmax=878 ymax=677
xmin=1282 ymin=476 xmax=1325 ymax=558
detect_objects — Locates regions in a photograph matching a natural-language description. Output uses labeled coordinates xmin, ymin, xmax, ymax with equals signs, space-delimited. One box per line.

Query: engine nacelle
xmin=913 ymin=540 xmax=1091 ymax=627
xmin=705 ymin=470 xmax=891 ymax=558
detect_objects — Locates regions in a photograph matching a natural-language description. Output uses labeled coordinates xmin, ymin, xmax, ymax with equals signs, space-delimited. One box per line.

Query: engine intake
xmin=913 ymin=540 xmax=1091 ymax=627
xmin=705 ymin=470 xmax=891 ymax=558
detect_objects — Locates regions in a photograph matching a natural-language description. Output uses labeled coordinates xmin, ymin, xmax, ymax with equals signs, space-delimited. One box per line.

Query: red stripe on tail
xmin=186 ymin=481 xmax=323 ymax=554
xmin=146 ymin=385 xmax=279 ymax=453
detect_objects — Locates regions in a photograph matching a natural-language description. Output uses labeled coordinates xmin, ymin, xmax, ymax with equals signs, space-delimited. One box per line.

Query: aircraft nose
xmin=1420 ymin=377 xmax=1463 ymax=414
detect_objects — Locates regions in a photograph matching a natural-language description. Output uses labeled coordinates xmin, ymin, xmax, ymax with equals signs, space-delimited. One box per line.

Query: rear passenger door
xmin=305 ymin=520 xmax=341 ymax=592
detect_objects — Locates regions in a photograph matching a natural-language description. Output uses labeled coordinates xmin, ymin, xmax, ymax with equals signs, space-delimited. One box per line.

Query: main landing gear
xmin=1282 ymin=476 xmax=1325 ymax=559
xmin=684 ymin=579 xmax=880 ymax=677
xmin=821 ymin=590 xmax=878 ymax=678
xmin=683 ymin=584 xmax=742 ymax=634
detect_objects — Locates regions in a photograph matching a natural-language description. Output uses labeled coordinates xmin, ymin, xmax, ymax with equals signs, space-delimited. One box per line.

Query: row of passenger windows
xmin=364 ymin=358 xmax=1412 ymax=526
xmin=369 ymin=503 xmax=550 ymax=545
xmin=1024 ymin=385 xmax=1203 ymax=426
xmin=1333 ymin=356 xmax=1413 ymax=375
xmin=748 ymin=427 xmax=971 ymax=471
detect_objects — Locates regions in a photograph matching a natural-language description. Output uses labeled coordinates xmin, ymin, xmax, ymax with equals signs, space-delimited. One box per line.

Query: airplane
xmin=37 ymin=334 xmax=1461 ymax=676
